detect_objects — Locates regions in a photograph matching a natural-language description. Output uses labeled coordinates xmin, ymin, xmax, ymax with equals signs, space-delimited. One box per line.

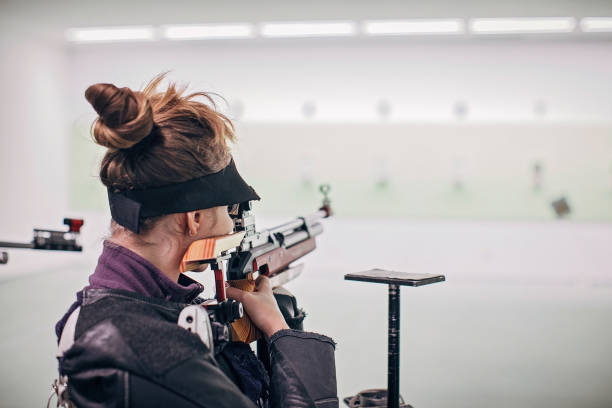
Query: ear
xmin=185 ymin=210 xmax=202 ymax=237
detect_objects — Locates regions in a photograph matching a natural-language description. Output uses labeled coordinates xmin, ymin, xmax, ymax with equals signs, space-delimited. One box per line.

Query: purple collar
xmin=89 ymin=240 xmax=203 ymax=303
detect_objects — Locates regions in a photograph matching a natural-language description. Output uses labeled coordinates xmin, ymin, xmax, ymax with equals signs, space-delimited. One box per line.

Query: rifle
xmin=179 ymin=184 xmax=332 ymax=346
xmin=0 ymin=218 xmax=84 ymax=265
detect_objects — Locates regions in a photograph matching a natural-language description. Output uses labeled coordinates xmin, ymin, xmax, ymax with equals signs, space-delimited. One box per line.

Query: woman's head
xmin=86 ymin=73 xmax=235 ymax=191
xmin=85 ymin=74 xmax=237 ymax=237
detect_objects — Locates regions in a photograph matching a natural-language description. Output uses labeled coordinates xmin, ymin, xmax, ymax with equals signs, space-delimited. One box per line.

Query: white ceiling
xmin=3 ymin=0 xmax=612 ymax=35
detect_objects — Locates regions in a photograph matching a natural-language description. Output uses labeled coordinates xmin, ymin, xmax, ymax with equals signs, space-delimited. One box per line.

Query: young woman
xmin=54 ymin=75 xmax=338 ymax=408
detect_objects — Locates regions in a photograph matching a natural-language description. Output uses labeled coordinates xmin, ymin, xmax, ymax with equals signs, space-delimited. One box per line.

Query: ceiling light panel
xmin=363 ymin=19 xmax=465 ymax=35
xmin=66 ymin=26 xmax=156 ymax=43
xmin=470 ymin=18 xmax=576 ymax=34
xmin=580 ymin=17 xmax=612 ymax=32
xmin=162 ymin=24 xmax=254 ymax=40
xmin=260 ymin=21 xmax=356 ymax=38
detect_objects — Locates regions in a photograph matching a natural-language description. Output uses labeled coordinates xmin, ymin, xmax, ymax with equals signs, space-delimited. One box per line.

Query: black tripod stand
xmin=344 ymin=269 xmax=445 ymax=408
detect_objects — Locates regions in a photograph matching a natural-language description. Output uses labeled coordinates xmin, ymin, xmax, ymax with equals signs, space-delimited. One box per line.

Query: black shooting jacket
xmin=58 ymin=288 xmax=339 ymax=408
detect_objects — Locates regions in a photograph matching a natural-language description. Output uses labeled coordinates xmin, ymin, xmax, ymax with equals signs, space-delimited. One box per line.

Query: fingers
xmin=225 ymin=286 xmax=245 ymax=302
xmin=227 ymin=276 xmax=271 ymax=303
xmin=255 ymin=275 xmax=271 ymax=292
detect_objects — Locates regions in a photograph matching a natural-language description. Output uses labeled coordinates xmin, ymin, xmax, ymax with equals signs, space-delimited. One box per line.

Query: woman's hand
xmin=226 ymin=276 xmax=290 ymax=338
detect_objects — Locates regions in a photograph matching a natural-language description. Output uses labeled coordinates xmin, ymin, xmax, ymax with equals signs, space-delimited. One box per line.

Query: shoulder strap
xmin=56 ymin=307 xmax=80 ymax=358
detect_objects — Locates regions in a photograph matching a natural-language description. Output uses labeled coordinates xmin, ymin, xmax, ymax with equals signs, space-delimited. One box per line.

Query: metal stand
xmin=344 ymin=269 xmax=445 ymax=408
xmin=388 ymin=284 xmax=400 ymax=408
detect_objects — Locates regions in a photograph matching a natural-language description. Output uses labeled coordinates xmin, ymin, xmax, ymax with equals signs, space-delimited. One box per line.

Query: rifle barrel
xmin=269 ymin=219 xmax=303 ymax=235
xmin=283 ymin=223 xmax=323 ymax=247
xmin=302 ymin=209 xmax=329 ymax=225
xmin=0 ymin=241 xmax=35 ymax=249
xmin=268 ymin=209 xmax=328 ymax=236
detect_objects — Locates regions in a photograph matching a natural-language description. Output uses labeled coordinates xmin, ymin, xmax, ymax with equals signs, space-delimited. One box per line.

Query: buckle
xmin=47 ymin=376 xmax=73 ymax=408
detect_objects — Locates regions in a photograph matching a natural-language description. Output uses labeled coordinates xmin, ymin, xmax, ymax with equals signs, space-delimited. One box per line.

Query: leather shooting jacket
xmin=57 ymin=288 xmax=339 ymax=408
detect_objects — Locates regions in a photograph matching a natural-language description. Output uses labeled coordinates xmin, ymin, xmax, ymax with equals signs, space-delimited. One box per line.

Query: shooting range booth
xmin=344 ymin=269 xmax=445 ymax=408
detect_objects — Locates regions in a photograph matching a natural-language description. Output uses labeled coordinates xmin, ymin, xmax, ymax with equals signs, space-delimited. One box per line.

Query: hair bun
xmin=85 ymin=83 xmax=153 ymax=149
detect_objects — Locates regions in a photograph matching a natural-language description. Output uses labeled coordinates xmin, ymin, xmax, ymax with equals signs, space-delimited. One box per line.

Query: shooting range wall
xmin=61 ymin=39 xmax=612 ymax=221
xmin=69 ymin=122 xmax=612 ymax=221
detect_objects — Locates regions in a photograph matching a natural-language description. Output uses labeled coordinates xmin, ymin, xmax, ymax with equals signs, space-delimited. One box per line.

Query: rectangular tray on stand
xmin=344 ymin=269 xmax=445 ymax=408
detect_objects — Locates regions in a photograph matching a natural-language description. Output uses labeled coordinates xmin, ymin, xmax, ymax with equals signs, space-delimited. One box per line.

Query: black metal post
xmin=388 ymin=284 xmax=400 ymax=408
